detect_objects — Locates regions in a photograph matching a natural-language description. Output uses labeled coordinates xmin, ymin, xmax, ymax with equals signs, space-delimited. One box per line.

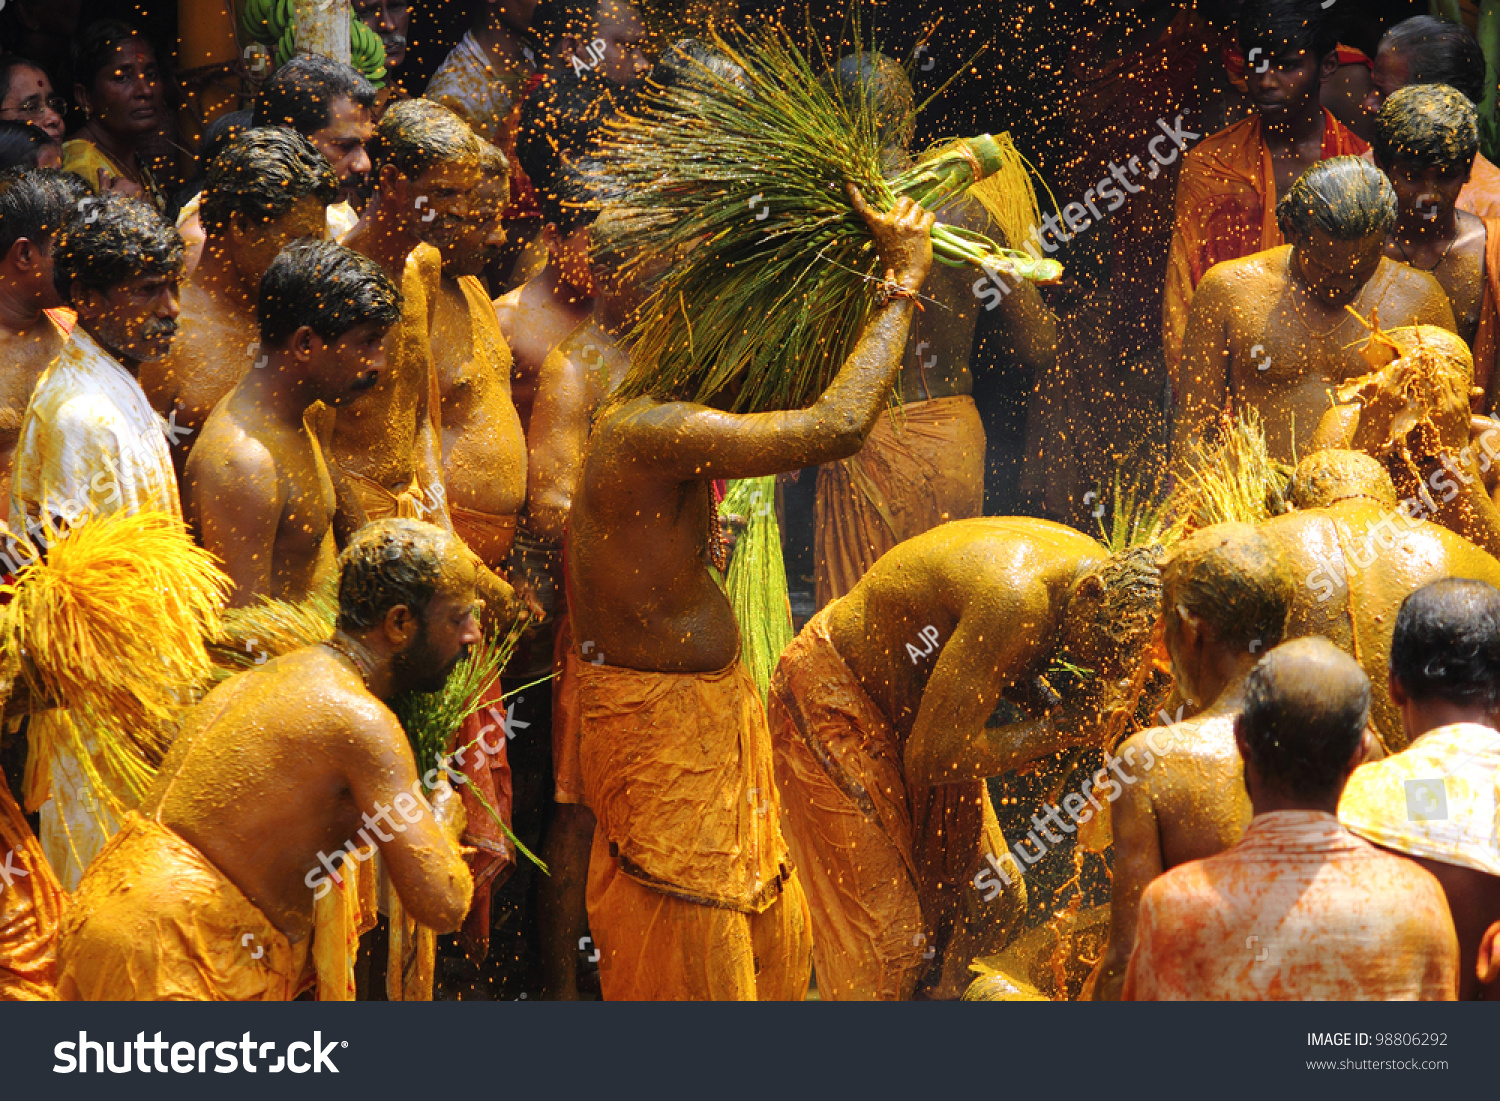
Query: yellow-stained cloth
xmin=814 ymin=394 xmax=985 ymax=608
xmin=1468 ymin=218 xmax=1500 ymax=408
xmin=1123 ymin=811 xmax=1459 ymax=1000
xmin=1460 ymin=152 xmax=1500 ymax=221
xmin=1339 ymin=723 xmax=1500 ymax=877
xmin=344 ymin=470 xmax=429 ymax=523
xmin=578 ymin=658 xmax=810 ymax=999
xmin=0 ymin=775 xmax=65 ymax=1000
xmin=56 ymin=812 xmax=310 ymax=1000
xmin=59 ymin=140 xmax=167 ymax=213
xmin=767 ymin=609 xmax=1023 ymax=1000
xmin=10 ymin=326 xmax=183 ymax=887
xmin=1164 ymin=110 xmax=1367 ymax=369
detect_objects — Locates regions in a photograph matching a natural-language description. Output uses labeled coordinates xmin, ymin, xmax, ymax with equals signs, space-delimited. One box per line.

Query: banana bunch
xmin=349 ymin=16 xmax=387 ymax=86
xmin=238 ymin=0 xmax=387 ymax=87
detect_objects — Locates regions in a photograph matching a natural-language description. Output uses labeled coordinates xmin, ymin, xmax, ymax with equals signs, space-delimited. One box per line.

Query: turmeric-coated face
xmin=407 ymin=157 xmax=483 ymax=252
xmin=1292 ymin=228 xmax=1385 ymax=308
xmin=391 ymin=547 xmax=484 ymax=694
xmin=315 ymin=319 xmax=390 ymax=408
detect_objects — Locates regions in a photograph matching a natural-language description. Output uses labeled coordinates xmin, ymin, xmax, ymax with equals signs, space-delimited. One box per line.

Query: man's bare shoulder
xmin=1373 ymin=256 xmax=1451 ymax=306
xmin=1122 ymin=712 xmax=1240 ymax=795
xmin=1200 ymin=246 xmax=1290 ymax=294
xmin=186 ymin=406 xmax=279 ymax=488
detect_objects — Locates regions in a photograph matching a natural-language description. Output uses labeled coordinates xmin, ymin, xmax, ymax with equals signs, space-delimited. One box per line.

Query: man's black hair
xmin=258 ymin=237 xmax=401 ymax=348
xmin=200 ymin=127 xmax=338 ymax=237
xmin=1237 ymin=638 xmax=1370 ymax=802
xmin=1382 ymin=15 xmax=1486 ymax=106
xmin=51 ymin=192 xmax=182 ymax=301
xmin=0 ymin=122 xmax=60 ymax=173
xmin=0 ymin=166 xmax=87 ymax=255
xmin=252 ymin=53 xmax=376 ymax=135
xmin=1238 ymin=0 xmax=1342 ymax=65
xmin=1390 ymin=578 xmax=1500 ymax=710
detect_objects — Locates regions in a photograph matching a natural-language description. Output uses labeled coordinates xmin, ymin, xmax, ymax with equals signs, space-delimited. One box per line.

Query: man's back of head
xmin=825 ymin=51 xmax=915 ymax=154
xmin=1380 ymin=15 xmax=1485 ymax=106
xmin=1238 ymin=0 xmax=1341 ymax=67
xmin=369 ymin=98 xmax=479 ymax=178
xmin=199 ymin=127 xmax=339 ymax=242
xmin=1237 ymin=636 xmax=1371 ymax=811
xmin=1373 ymin=83 xmax=1478 ymax=177
xmin=1390 ymin=578 xmax=1500 ymax=726
xmin=0 ymin=166 xmax=87 ymax=309
xmin=1163 ymin=522 xmax=1295 ymax=659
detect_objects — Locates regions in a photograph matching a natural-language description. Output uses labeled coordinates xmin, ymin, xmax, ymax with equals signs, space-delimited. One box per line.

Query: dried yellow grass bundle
xmin=209 ymin=590 xmax=337 ymax=683
xmin=1165 ymin=409 xmax=1293 ymax=542
xmin=0 ymin=509 xmax=230 ymax=811
xmin=956 ymin=131 xmax=1057 ymax=253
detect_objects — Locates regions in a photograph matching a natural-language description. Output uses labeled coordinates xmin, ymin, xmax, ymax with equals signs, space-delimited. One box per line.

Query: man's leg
xmin=537 ymin=801 xmax=594 ymax=999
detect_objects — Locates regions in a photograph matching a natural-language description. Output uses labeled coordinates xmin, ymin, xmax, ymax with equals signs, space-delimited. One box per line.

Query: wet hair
xmin=0 ymin=121 xmax=60 ymax=172
xmin=478 ymin=138 xmax=510 ymax=181
xmin=518 ymin=69 xmax=624 ymax=234
xmin=0 ymin=167 xmax=88 ymax=255
xmin=1373 ymin=84 xmax=1478 ymax=174
xmin=199 ymin=109 xmax=254 ymax=168
xmin=1237 ymin=638 xmax=1370 ymax=802
xmin=0 ymin=56 xmax=51 ymax=106
xmin=1276 ymin=156 xmax=1397 ymax=242
xmin=1390 ymin=579 xmax=1500 ymax=710
xmin=200 ymin=127 xmax=338 ymax=237
xmin=1381 ymin=15 xmax=1486 ymax=106
xmin=71 ymin=20 xmax=157 ymax=97
xmin=534 ymin=0 xmax=601 ymax=51
xmin=51 ymin=192 xmax=183 ymax=301
xmin=655 ymin=38 xmax=750 ymax=92
xmin=1288 ymin=450 xmax=1398 ymax=510
xmin=1074 ymin=545 xmax=1165 ymax=655
xmin=1163 ymin=523 xmax=1294 ymax=655
xmin=336 ymin=519 xmax=454 ymax=632
xmin=825 ymin=51 xmax=916 ymax=152
xmin=367 ymin=98 xmax=478 ymax=179
xmin=252 ymin=54 xmax=376 ymax=135
xmin=258 ymin=238 xmax=400 ymax=348
xmin=535 ymin=156 xmax=599 ymax=237
xmin=1238 ymin=0 xmax=1341 ymax=65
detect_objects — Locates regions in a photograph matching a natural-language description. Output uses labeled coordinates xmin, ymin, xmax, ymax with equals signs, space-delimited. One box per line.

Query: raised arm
xmin=343 ymin=709 xmax=473 ymax=933
xmin=1088 ymin=730 xmax=1163 ymax=1001
xmin=526 ymin=342 xmax=606 ymax=541
xmin=619 ymin=189 xmax=936 ymax=482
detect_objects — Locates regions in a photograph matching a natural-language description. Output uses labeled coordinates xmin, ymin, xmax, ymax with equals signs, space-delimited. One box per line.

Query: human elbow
xmin=407 ymin=865 xmax=474 ymax=934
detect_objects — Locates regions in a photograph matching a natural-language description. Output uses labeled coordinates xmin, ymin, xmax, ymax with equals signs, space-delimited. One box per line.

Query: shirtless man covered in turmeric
xmin=140 ymin=128 xmax=336 ymax=473
xmin=771 ymin=518 xmax=1162 ymax=1000
xmin=1174 ymin=157 xmax=1454 ymax=473
xmin=335 ymin=99 xmax=480 ymax=530
xmin=1090 ymin=523 xmax=1294 ymax=1000
xmin=55 ymin=520 xmax=477 ymax=1000
xmin=184 ymin=240 xmax=398 ymax=607
xmin=566 ymin=189 xmax=933 ymax=1000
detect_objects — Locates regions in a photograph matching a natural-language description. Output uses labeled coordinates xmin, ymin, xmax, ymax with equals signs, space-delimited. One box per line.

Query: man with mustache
xmin=56 ymin=519 xmax=479 ymax=1000
xmin=141 ymin=128 xmax=339 ymax=473
xmin=183 ymin=240 xmax=400 ymax=608
xmin=7 ymin=191 xmax=183 ymax=887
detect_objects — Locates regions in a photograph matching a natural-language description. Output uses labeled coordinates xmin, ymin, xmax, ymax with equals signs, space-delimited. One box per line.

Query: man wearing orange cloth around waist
xmin=771 ymin=518 xmax=1163 ymax=999
xmin=565 ymin=189 xmax=935 ymax=1000
xmin=54 ymin=520 xmax=476 ymax=1000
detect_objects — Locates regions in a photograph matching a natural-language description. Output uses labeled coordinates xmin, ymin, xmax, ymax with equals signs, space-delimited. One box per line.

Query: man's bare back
xmin=568 ymin=190 xmax=937 ymax=673
xmin=1178 ymin=246 xmax=1455 ymax=463
xmin=184 ymin=388 xmax=339 ymax=606
xmin=144 ymin=647 xmax=468 ymax=939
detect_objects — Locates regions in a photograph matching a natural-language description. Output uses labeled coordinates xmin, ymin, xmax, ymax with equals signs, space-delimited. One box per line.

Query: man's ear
xmin=2 ymin=237 xmax=32 ymax=273
xmin=378 ymin=163 xmax=406 ymax=202
xmin=1318 ymin=49 xmax=1341 ymax=83
xmin=1477 ymin=921 xmax=1500 ymax=988
xmin=70 ymin=282 xmax=104 ymax=316
xmin=382 ymin=602 xmax=419 ymax=649
xmin=1174 ymin=603 xmax=1204 ymax=655
xmin=1388 ymin=672 xmax=1408 ymax=709
xmin=288 ymin=324 xmax=320 ymax=362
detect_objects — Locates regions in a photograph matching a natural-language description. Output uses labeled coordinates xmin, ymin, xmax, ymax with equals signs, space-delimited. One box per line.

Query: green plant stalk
xmin=1481 ymin=2 xmax=1500 ymax=161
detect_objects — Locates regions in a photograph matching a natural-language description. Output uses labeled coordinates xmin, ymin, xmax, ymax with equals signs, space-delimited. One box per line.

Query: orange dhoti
xmin=579 ymin=659 xmax=810 ymax=1000
xmin=551 ymin=611 xmax=585 ymax=805
xmin=814 ymin=395 xmax=985 ymax=608
xmin=56 ymin=812 xmax=310 ymax=1000
xmin=1 ymin=778 xmax=65 ymax=1000
xmin=1469 ymin=217 xmax=1500 ymax=406
xmin=767 ymin=610 xmax=1024 ymax=1000
xmin=344 ymin=470 xmax=436 ymax=524
xmin=450 ymin=505 xmax=518 ymax=571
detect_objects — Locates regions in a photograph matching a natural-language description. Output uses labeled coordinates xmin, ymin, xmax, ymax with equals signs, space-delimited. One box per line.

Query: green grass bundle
xmin=1165 ymin=409 xmax=1293 ymax=542
xmin=598 ymin=28 xmax=1061 ymax=415
xmin=721 ymin=477 xmax=793 ymax=704
xmin=391 ymin=615 xmax=545 ymax=871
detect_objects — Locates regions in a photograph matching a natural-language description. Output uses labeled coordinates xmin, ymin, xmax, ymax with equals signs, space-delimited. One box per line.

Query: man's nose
xmin=376 ymin=3 xmax=397 ymax=32
xmin=1363 ymin=86 xmax=1384 ymax=116
xmin=349 ymin=146 xmax=372 ymax=180
xmin=460 ymin=618 xmax=483 ymax=646
xmin=159 ymin=287 xmax=180 ymax=321
xmin=486 ymin=222 xmax=507 ymax=249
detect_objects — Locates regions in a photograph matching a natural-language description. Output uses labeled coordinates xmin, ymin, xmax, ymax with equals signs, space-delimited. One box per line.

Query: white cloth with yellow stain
xmin=9 ymin=325 xmax=183 ymax=888
xmin=1339 ymin=723 xmax=1500 ymax=876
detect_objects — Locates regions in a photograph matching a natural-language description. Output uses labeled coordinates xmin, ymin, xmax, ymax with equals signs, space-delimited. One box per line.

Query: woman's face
xmin=79 ymin=40 xmax=163 ymax=140
xmin=0 ymin=64 xmax=66 ymax=140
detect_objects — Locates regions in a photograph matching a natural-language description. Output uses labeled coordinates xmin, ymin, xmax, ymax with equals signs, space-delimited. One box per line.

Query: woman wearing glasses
xmin=0 ymin=57 xmax=66 ymax=141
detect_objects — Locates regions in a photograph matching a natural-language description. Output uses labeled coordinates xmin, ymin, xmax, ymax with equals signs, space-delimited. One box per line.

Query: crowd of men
xmin=0 ymin=0 xmax=1498 ymax=1002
